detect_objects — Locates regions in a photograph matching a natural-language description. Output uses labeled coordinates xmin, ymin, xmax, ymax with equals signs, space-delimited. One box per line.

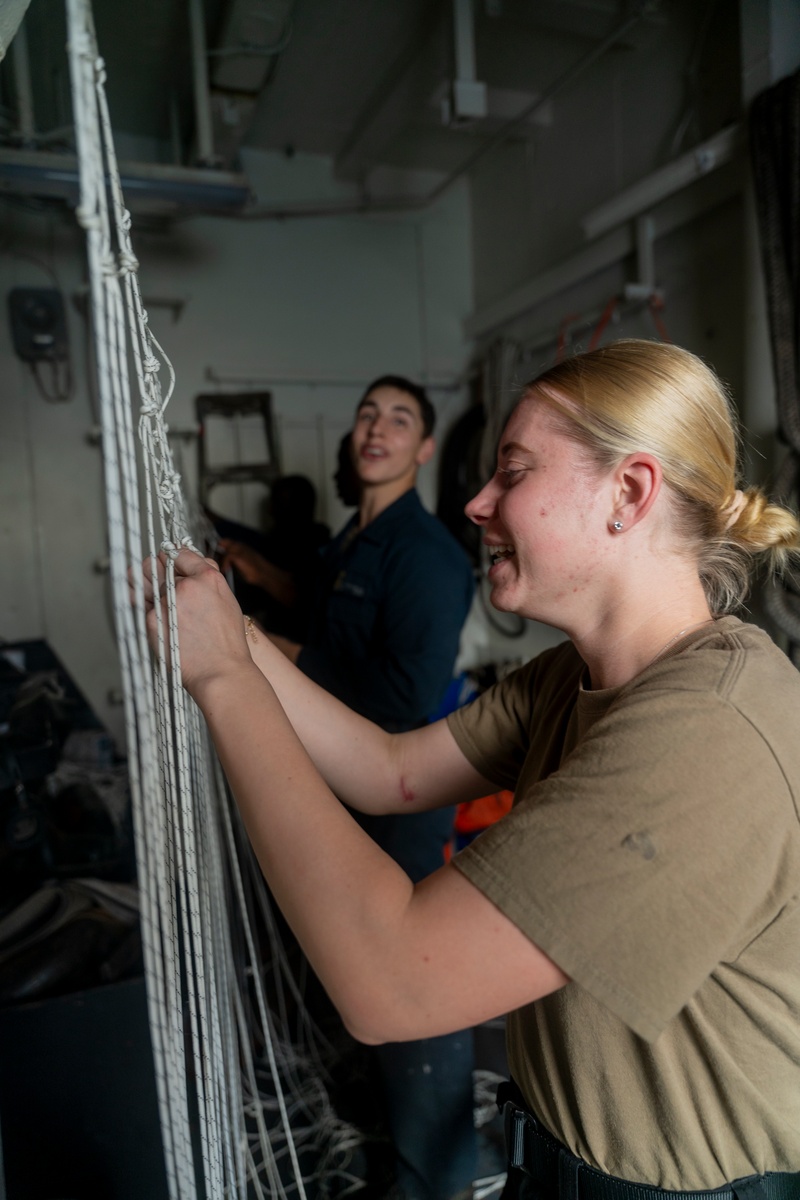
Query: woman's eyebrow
xmin=500 ymin=440 xmax=535 ymax=458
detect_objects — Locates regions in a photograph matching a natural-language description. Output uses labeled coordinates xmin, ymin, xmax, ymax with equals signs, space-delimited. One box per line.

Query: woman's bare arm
xmin=140 ymin=550 xmax=567 ymax=1043
xmin=198 ymin=654 xmax=567 ymax=1044
xmin=246 ymin=616 xmax=495 ymax=815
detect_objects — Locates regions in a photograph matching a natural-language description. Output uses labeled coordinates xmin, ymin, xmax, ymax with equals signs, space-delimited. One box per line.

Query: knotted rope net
xmin=64 ymin=1 xmax=365 ymax=1195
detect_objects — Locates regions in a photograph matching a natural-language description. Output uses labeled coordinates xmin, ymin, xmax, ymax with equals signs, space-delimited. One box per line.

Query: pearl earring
xmin=613 ymin=520 xmax=623 ymax=531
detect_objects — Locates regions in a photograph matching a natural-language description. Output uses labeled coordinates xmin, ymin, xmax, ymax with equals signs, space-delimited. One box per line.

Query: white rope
xmin=64 ymin=2 xmax=323 ymax=1195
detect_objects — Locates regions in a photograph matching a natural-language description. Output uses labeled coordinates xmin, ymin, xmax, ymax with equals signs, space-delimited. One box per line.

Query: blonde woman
xmin=141 ymin=340 xmax=800 ymax=1199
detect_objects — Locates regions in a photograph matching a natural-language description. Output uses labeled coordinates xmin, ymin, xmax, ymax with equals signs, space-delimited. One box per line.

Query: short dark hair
xmin=270 ymin=474 xmax=317 ymax=524
xmin=357 ymin=375 xmax=436 ymax=439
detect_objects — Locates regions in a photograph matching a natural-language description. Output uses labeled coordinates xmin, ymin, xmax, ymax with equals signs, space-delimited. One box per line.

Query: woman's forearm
xmin=192 ymin=659 xmax=565 ymax=1044
xmin=192 ymin=662 xmax=423 ymax=1033
xmin=246 ymin=627 xmax=402 ymax=811
xmin=246 ymin=629 xmax=491 ymax=814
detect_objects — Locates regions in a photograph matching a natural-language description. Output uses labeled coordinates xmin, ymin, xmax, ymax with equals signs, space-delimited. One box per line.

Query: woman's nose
xmin=465 ymin=478 xmax=497 ymax=526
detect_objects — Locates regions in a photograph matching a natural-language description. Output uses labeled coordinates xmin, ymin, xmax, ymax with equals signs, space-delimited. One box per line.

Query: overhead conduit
xmin=237 ymin=0 xmax=655 ymax=220
xmin=0 ymin=0 xmax=654 ymax=221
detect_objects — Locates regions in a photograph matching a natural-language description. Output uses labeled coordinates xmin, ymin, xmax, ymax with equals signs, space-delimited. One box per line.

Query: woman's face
xmin=466 ymin=396 xmax=613 ymax=628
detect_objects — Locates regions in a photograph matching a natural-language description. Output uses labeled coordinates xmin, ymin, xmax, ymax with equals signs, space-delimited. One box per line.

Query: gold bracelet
xmin=244 ymin=615 xmax=258 ymax=643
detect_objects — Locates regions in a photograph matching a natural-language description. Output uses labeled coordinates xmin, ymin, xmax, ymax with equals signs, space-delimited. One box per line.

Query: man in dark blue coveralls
xmin=269 ymin=375 xmax=476 ymax=1200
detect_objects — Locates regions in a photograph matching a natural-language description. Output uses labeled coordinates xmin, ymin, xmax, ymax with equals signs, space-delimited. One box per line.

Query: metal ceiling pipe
xmin=426 ymin=0 xmax=655 ymax=205
xmin=454 ymin=0 xmax=478 ymax=81
xmin=11 ymin=16 xmax=35 ymax=143
xmin=188 ymin=0 xmax=216 ymax=165
xmin=450 ymin=0 xmax=487 ymax=121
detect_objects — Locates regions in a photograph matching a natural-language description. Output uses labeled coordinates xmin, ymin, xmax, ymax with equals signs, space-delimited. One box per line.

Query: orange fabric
xmin=454 ymin=790 xmax=514 ymax=833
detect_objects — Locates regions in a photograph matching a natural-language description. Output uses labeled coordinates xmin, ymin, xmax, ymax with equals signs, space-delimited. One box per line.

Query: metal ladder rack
xmin=195 ymin=391 xmax=281 ymax=507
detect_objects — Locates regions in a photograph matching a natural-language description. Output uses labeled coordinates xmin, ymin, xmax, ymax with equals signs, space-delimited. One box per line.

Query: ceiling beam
xmin=333 ymin=5 xmax=446 ymax=184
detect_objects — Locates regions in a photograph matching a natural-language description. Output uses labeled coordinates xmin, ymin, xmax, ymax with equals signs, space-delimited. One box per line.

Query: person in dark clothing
xmin=268 ymin=377 xmax=477 ymax=1200
xmin=333 ymin=431 xmax=361 ymax=509
xmin=294 ymin=486 xmax=473 ymax=730
xmin=210 ymin=474 xmax=330 ymax=642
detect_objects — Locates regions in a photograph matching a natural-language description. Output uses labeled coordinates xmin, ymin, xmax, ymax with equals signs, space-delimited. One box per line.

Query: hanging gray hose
xmin=749 ymin=68 xmax=800 ymax=655
xmin=749 ymin=68 xmax=800 ymax=454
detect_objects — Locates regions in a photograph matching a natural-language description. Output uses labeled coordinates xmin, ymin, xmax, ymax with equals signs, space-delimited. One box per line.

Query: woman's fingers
xmin=128 ymin=552 xmax=165 ymax=607
xmin=128 ymin=547 xmax=237 ymax=689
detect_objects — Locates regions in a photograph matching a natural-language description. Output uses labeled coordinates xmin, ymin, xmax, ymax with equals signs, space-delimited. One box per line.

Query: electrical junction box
xmin=8 ymin=286 xmax=69 ymax=362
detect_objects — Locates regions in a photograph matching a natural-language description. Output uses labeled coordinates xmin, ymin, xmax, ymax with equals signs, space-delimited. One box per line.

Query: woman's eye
xmin=499 ymin=467 xmax=523 ymax=486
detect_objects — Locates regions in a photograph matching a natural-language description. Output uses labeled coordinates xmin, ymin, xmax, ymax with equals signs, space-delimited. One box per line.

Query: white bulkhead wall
xmin=0 ymin=149 xmax=472 ymax=750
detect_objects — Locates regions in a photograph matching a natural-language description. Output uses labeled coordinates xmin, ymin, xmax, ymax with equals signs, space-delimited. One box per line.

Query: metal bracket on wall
xmin=623 ymin=215 xmax=664 ymax=305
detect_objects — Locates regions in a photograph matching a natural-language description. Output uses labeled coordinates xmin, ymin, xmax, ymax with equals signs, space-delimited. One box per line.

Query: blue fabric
xmin=296 ymin=488 xmax=477 ymax=1199
xmin=297 ymin=489 xmax=475 ymax=731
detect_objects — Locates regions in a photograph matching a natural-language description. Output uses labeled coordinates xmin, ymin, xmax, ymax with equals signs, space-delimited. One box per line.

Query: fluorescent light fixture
xmin=581 ymin=124 xmax=742 ymax=241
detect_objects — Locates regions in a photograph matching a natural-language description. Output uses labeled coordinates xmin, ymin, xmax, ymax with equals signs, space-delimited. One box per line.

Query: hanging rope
xmin=62 ymin=1 xmax=354 ymax=1194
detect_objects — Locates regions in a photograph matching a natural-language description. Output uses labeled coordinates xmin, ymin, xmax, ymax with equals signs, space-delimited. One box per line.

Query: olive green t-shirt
xmin=448 ymin=617 xmax=800 ymax=1190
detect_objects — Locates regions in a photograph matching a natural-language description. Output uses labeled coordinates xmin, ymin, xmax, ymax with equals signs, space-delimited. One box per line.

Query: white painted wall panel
xmin=0 ymin=151 xmax=474 ymax=748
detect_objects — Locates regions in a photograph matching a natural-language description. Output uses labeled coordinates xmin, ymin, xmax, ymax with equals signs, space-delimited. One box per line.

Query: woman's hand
xmin=135 ymin=548 xmax=251 ymax=696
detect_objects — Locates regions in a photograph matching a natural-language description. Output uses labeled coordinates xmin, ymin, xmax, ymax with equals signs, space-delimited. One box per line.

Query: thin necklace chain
xmin=648 ymin=617 xmax=717 ymax=669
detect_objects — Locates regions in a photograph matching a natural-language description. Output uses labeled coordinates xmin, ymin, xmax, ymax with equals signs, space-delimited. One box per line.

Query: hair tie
xmin=722 ymin=489 xmax=747 ymax=530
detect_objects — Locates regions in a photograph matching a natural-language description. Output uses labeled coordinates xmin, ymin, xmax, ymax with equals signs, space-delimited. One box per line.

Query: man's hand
xmin=218 ymin=539 xmax=297 ymax=606
xmin=218 ymin=539 xmax=266 ymax=585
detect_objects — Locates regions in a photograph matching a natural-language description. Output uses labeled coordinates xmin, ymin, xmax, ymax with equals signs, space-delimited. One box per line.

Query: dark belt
xmin=497 ymin=1082 xmax=800 ymax=1200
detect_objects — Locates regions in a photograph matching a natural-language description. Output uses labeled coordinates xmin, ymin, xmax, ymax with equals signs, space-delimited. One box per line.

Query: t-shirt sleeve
xmin=447 ymin=642 xmax=581 ymax=789
xmin=453 ymin=685 xmax=796 ymax=1042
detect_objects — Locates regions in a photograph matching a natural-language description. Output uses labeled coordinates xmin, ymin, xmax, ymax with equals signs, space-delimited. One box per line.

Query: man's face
xmin=350 ymin=386 xmax=434 ymax=489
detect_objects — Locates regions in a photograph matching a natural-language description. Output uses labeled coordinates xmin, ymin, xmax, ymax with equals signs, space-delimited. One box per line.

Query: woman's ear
xmin=610 ymin=453 xmax=662 ymax=531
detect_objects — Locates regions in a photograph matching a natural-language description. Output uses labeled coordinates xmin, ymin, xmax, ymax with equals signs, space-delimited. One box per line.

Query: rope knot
xmin=75 ymin=204 xmax=100 ymax=230
xmin=70 ymin=31 xmax=93 ymax=60
xmin=158 ymin=475 xmax=177 ymax=501
xmin=161 ymin=540 xmax=180 ymax=560
xmin=143 ymin=355 xmax=160 ymax=375
xmin=101 ymin=253 xmax=117 ymax=277
xmin=118 ymin=251 xmax=139 ymax=275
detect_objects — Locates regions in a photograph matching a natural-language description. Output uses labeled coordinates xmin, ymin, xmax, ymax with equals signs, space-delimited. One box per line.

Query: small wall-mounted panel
xmin=8 ymin=287 xmax=68 ymax=363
